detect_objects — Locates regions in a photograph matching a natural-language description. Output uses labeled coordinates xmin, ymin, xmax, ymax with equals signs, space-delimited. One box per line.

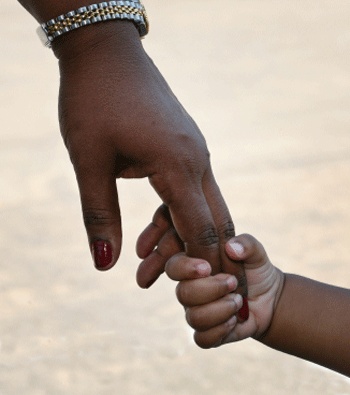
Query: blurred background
xmin=1 ymin=1 xmax=350 ymax=393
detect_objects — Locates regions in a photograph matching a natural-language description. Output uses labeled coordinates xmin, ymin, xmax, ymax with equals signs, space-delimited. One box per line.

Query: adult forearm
xmin=261 ymin=274 xmax=350 ymax=376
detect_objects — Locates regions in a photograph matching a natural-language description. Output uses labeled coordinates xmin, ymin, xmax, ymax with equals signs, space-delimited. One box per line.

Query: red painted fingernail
xmin=238 ymin=296 xmax=249 ymax=321
xmin=91 ymin=240 xmax=113 ymax=270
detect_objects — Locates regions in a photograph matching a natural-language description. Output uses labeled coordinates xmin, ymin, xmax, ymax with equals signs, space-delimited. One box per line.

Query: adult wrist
xmin=53 ymin=20 xmax=144 ymax=62
xmin=20 ymin=0 xmax=149 ymax=62
xmin=38 ymin=1 xmax=148 ymax=48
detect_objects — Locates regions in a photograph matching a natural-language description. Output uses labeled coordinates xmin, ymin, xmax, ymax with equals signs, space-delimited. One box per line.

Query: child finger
xmin=185 ymin=293 xmax=243 ymax=331
xmin=225 ymin=233 xmax=268 ymax=269
xmin=176 ymin=273 xmax=238 ymax=307
xmin=136 ymin=227 xmax=183 ymax=288
xmin=193 ymin=316 xmax=237 ymax=349
xmin=136 ymin=204 xmax=172 ymax=259
xmin=165 ymin=254 xmax=212 ymax=281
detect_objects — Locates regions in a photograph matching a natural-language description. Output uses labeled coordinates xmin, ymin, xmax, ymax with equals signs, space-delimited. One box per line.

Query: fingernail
xmin=227 ymin=315 xmax=237 ymax=328
xmin=91 ymin=240 xmax=113 ymax=270
xmin=231 ymin=293 xmax=243 ymax=309
xmin=237 ymin=296 xmax=249 ymax=321
xmin=196 ymin=262 xmax=210 ymax=276
xmin=226 ymin=276 xmax=237 ymax=291
xmin=228 ymin=241 xmax=245 ymax=258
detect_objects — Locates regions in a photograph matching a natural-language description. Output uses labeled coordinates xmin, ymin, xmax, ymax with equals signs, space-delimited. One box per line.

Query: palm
xmin=222 ymin=261 xmax=284 ymax=344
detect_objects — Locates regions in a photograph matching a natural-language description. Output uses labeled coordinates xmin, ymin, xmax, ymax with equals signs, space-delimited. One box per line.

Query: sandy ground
xmin=1 ymin=1 xmax=350 ymax=394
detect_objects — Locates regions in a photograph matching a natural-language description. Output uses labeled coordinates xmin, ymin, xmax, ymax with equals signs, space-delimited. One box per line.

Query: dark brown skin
xmin=262 ymin=274 xmax=350 ymax=377
xmin=164 ymin=234 xmax=350 ymax=377
xmin=18 ymin=0 xmax=247 ymax=299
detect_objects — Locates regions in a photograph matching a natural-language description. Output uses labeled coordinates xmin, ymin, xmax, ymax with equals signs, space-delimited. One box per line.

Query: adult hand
xmin=136 ymin=204 xmax=246 ymax=301
xmin=53 ymin=21 xmax=246 ymax=297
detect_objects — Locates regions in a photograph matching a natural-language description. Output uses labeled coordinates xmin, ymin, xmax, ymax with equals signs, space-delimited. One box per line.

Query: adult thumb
xmin=74 ymin=162 xmax=123 ymax=271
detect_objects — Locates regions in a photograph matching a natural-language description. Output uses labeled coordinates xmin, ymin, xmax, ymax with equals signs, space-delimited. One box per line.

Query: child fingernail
xmin=228 ymin=241 xmax=245 ymax=258
xmin=226 ymin=276 xmax=237 ymax=291
xmin=227 ymin=315 xmax=237 ymax=328
xmin=231 ymin=293 xmax=243 ymax=309
xmin=91 ymin=240 xmax=113 ymax=270
xmin=237 ymin=296 xmax=249 ymax=321
xmin=196 ymin=262 xmax=210 ymax=276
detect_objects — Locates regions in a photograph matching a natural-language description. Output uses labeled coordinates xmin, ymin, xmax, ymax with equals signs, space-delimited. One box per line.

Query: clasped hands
xmin=55 ymin=22 xmax=249 ymax=336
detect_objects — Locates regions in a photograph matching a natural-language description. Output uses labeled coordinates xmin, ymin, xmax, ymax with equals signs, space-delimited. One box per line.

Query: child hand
xmin=166 ymin=234 xmax=285 ymax=348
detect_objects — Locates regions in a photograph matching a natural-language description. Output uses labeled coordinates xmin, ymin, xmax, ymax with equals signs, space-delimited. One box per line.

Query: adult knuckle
xmin=83 ymin=208 xmax=115 ymax=227
xmin=149 ymin=173 xmax=174 ymax=206
xmin=60 ymin=116 xmax=87 ymax=151
xmin=175 ymin=126 xmax=207 ymax=152
xmin=66 ymin=143 xmax=92 ymax=173
xmin=197 ymin=226 xmax=219 ymax=247
xmin=217 ymin=220 xmax=235 ymax=240
xmin=170 ymin=131 xmax=210 ymax=172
